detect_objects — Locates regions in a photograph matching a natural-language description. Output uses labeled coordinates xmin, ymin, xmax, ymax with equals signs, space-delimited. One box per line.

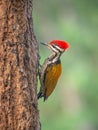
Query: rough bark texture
xmin=0 ymin=0 xmax=40 ymax=130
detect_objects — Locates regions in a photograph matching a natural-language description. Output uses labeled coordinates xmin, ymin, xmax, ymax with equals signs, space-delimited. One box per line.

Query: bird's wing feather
xmin=44 ymin=62 xmax=62 ymax=100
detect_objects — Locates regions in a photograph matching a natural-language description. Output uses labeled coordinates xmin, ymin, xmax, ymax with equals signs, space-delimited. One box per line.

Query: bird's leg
xmin=37 ymin=61 xmax=42 ymax=77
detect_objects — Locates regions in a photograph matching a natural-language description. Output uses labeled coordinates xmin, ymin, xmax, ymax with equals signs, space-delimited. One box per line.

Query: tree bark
xmin=0 ymin=0 xmax=40 ymax=130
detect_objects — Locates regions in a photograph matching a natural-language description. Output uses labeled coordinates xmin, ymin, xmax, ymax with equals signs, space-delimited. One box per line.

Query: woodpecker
xmin=38 ymin=40 xmax=69 ymax=101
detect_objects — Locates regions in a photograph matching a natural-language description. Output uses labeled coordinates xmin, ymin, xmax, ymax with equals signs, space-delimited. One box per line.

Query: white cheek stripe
xmin=55 ymin=45 xmax=64 ymax=52
xmin=48 ymin=44 xmax=64 ymax=53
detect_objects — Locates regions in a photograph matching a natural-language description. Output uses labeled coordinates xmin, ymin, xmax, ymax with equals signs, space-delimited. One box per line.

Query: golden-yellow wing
xmin=44 ymin=61 xmax=62 ymax=100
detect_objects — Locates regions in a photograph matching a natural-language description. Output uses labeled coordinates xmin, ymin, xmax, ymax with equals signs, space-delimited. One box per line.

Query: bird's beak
xmin=40 ymin=42 xmax=50 ymax=48
xmin=40 ymin=42 xmax=47 ymax=46
xmin=40 ymin=42 xmax=52 ymax=50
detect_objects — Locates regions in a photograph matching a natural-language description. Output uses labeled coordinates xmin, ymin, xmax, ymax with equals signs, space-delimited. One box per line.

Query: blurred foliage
xmin=33 ymin=0 xmax=98 ymax=130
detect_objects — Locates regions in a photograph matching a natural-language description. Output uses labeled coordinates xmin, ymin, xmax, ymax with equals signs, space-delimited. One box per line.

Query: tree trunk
xmin=0 ymin=0 xmax=40 ymax=130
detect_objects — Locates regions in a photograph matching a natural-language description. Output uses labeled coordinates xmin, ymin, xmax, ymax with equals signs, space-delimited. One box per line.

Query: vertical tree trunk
xmin=0 ymin=0 xmax=40 ymax=130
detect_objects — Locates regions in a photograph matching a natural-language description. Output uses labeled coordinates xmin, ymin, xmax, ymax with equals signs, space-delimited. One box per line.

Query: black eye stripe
xmin=52 ymin=45 xmax=60 ymax=51
xmin=52 ymin=44 xmax=63 ymax=52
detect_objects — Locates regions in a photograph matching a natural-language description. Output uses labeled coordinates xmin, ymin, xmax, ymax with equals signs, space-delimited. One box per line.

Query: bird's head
xmin=41 ymin=40 xmax=69 ymax=54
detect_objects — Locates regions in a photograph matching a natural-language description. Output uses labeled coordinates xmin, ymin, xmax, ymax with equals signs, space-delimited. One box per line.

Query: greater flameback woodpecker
xmin=38 ymin=40 xmax=69 ymax=101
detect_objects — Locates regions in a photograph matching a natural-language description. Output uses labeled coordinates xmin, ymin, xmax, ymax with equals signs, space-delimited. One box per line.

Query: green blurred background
xmin=33 ymin=0 xmax=98 ymax=130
